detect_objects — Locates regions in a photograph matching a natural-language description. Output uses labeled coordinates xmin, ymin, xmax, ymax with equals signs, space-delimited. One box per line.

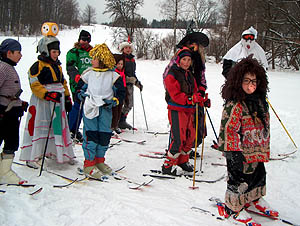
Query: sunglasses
xmin=81 ymin=37 xmax=91 ymax=42
xmin=243 ymin=78 xmax=259 ymax=86
xmin=242 ymin=34 xmax=255 ymax=41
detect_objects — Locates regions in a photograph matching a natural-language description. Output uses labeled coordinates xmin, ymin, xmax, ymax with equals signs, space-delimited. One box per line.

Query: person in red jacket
xmin=162 ymin=48 xmax=209 ymax=176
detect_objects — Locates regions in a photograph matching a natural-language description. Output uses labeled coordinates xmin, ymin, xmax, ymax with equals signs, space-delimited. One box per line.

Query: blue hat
xmin=0 ymin=39 xmax=22 ymax=53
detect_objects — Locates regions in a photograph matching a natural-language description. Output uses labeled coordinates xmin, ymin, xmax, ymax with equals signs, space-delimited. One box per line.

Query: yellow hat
xmin=89 ymin=43 xmax=116 ymax=70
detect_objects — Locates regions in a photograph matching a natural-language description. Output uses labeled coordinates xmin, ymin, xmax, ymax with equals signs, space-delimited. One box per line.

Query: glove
xmin=198 ymin=86 xmax=206 ymax=97
xmin=126 ymin=76 xmax=137 ymax=84
xmin=192 ymin=93 xmax=204 ymax=106
xmin=203 ymin=93 xmax=211 ymax=108
xmin=112 ymin=97 xmax=119 ymax=107
xmin=65 ymin=96 xmax=73 ymax=112
xmin=44 ymin=92 xmax=62 ymax=103
xmin=74 ymin=74 xmax=81 ymax=83
xmin=77 ymin=90 xmax=89 ymax=102
xmin=21 ymin=101 xmax=29 ymax=112
xmin=135 ymin=80 xmax=143 ymax=91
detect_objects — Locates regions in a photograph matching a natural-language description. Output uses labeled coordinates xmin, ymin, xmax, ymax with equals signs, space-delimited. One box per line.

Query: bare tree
xmin=159 ymin=0 xmax=186 ymax=53
xmin=104 ymin=0 xmax=143 ymax=41
xmin=82 ymin=4 xmax=97 ymax=25
xmin=185 ymin=0 xmax=218 ymax=31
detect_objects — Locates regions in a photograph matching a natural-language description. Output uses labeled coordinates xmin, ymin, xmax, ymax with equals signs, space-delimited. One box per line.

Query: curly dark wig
xmin=221 ymin=56 xmax=269 ymax=102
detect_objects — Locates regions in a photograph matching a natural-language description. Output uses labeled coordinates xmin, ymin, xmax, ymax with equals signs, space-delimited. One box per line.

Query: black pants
xmin=0 ymin=107 xmax=22 ymax=154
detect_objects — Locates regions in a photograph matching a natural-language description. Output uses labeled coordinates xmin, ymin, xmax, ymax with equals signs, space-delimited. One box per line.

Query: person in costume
xmin=0 ymin=39 xmax=28 ymax=184
xmin=66 ymin=30 xmax=93 ymax=142
xmin=222 ymin=26 xmax=268 ymax=78
xmin=162 ymin=48 xmax=208 ymax=176
xmin=118 ymin=41 xmax=143 ymax=130
xmin=20 ymin=36 xmax=75 ymax=166
xmin=217 ymin=56 xmax=278 ymax=225
xmin=78 ymin=43 xmax=125 ymax=179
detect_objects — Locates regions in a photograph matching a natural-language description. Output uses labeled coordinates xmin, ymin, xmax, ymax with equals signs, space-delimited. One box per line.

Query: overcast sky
xmin=78 ymin=0 xmax=162 ymax=24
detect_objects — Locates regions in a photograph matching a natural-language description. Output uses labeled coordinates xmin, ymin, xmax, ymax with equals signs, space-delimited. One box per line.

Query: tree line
xmin=0 ymin=0 xmax=299 ymax=70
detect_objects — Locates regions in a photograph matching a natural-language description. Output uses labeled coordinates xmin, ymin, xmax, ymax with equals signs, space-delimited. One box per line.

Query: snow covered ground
xmin=1 ymin=25 xmax=300 ymax=226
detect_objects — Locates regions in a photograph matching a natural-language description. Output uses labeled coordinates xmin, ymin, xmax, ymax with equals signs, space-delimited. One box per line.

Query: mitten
xmin=77 ymin=90 xmax=89 ymax=102
xmin=112 ymin=97 xmax=119 ymax=107
xmin=126 ymin=76 xmax=137 ymax=84
xmin=44 ymin=92 xmax=62 ymax=103
xmin=203 ymin=93 xmax=211 ymax=108
xmin=135 ymin=80 xmax=143 ymax=91
xmin=192 ymin=93 xmax=204 ymax=106
xmin=21 ymin=101 xmax=29 ymax=112
xmin=198 ymin=86 xmax=206 ymax=97
xmin=74 ymin=74 xmax=81 ymax=83
xmin=65 ymin=96 xmax=73 ymax=112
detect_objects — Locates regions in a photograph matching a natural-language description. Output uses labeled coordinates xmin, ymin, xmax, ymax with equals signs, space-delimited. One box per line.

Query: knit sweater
xmin=218 ymin=100 xmax=270 ymax=163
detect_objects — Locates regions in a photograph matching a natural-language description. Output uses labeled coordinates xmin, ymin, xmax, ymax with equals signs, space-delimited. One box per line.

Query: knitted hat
xmin=0 ymin=39 xmax=21 ymax=53
xmin=119 ymin=41 xmax=133 ymax=52
xmin=78 ymin=30 xmax=91 ymax=42
xmin=177 ymin=49 xmax=192 ymax=60
xmin=89 ymin=43 xmax=116 ymax=69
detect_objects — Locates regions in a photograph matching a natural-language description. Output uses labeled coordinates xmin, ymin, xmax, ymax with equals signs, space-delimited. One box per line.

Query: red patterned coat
xmin=218 ymin=101 xmax=270 ymax=163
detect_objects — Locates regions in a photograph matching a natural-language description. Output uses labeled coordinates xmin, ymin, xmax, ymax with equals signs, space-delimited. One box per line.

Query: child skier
xmin=78 ymin=43 xmax=125 ymax=179
xmin=217 ymin=56 xmax=278 ymax=225
xmin=162 ymin=48 xmax=208 ymax=176
xmin=0 ymin=39 xmax=28 ymax=184
xmin=20 ymin=36 xmax=75 ymax=166
xmin=111 ymin=54 xmax=126 ymax=134
xmin=118 ymin=41 xmax=143 ymax=130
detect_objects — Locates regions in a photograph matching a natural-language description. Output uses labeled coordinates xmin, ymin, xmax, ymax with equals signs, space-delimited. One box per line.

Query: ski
xmin=0 ymin=183 xmax=36 ymax=187
xmin=245 ymin=206 xmax=298 ymax=226
xmin=0 ymin=187 xmax=43 ymax=195
xmin=139 ymin=153 xmax=164 ymax=159
xmin=53 ymin=178 xmax=79 ymax=188
xmin=143 ymin=173 xmax=176 ymax=179
xmin=111 ymin=135 xmax=146 ymax=144
xmin=186 ymin=174 xmax=226 ymax=183
xmin=145 ymin=131 xmax=169 ymax=135
xmin=113 ymin=172 xmax=154 ymax=189
xmin=191 ymin=206 xmax=225 ymax=221
xmin=29 ymin=187 xmax=43 ymax=195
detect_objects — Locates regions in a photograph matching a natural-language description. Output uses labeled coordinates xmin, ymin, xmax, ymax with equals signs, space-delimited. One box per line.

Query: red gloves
xmin=22 ymin=101 xmax=29 ymax=112
xmin=65 ymin=96 xmax=73 ymax=112
xmin=75 ymin=74 xmax=81 ymax=83
xmin=187 ymin=93 xmax=211 ymax=108
xmin=44 ymin=92 xmax=62 ymax=103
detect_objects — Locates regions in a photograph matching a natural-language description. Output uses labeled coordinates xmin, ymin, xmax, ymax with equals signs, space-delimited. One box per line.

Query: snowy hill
xmin=1 ymin=24 xmax=300 ymax=226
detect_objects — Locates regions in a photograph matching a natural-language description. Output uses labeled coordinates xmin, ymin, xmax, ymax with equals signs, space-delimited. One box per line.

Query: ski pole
xmin=39 ymin=102 xmax=56 ymax=177
xmin=199 ymin=107 xmax=207 ymax=173
xmin=140 ymin=90 xmax=149 ymax=131
xmin=132 ymin=86 xmax=135 ymax=134
xmin=206 ymin=108 xmax=218 ymax=141
xmin=190 ymin=103 xmax=199 ymax=189
xmin=266 ymin=98 xmax=297 ymax=149
xmin=73 ymin=100 xmax=83 ymax=145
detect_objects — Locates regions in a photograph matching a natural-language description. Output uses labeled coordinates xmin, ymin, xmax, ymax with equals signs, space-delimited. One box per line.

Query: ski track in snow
xmin=1 ymin=25 xmax=300 ymax=226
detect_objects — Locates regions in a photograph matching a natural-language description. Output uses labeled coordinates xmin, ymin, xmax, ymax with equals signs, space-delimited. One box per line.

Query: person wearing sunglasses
xmin=66 ymin=30 xmax=93 ymax=143
xmin=222 ymin=26 xmax=268 ymax=79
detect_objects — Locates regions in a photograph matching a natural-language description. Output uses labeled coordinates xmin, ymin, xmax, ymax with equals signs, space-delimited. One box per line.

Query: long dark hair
xmin=221 ymin=56 xmax=269 ymax=102
xmin=221 ymin=56 xmax=269 ymax=127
